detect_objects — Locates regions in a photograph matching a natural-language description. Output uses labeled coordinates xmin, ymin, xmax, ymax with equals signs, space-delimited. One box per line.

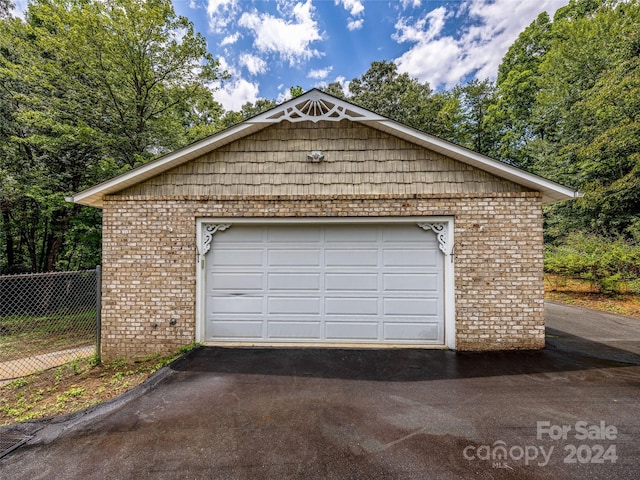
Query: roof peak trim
xmin=252 ymin=89 xmax=384 ymax=124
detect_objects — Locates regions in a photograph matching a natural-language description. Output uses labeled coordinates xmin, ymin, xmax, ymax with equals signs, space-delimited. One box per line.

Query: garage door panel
xmin=268 ymin=273 xmax=320 ymax=290
xmin=325 ymin=297 xmax=379 ymax=315
xmin=208 ymin=296 xmax=263 ymax=314
xmin=268 ymin=297 xmax=321 ymax=315
xmin=215 ymin=226 xmax=263 ymax=243
xmin=210 ymin=321 xmax=263 ymax=339
xmin=384 ymin=323 xmax=440 ymax=342
xmin=325 ymin=322 xmax=379 ymax=340
xmin=325 ymin=273 xmax=378 ymax=291
xmin=383 ymin=249 xmax=438 ymax=267
xmin=209 ymin=273 xmax=263 ymax=291
xmin=211 ymin=249 xmax=264 ymax=266
xmin=383 ymin=273 xmax=439 ymax=292
xmin=382 ymin=226 xmax=426 ymax=242
xmin=325 ymin=226 xmax=378 ymax=242
xmin=384 ymin=298 xmax=440 ymax=316
xmin=268 ymin=227 xmax=321 ymax=243
xmin=269 ymin=249 xmax=320 ymax=267
xmin=268 ymin=322 xmax=321 ymax=339
xmin=325 ymin=249 xmax=378 ymax=267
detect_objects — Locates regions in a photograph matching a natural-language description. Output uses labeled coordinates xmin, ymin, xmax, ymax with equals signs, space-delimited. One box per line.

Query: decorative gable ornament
xmin=202 ymin=224 xmax=231 ymax=255
xmin=260 ymin=93 xmax=383 ymax=123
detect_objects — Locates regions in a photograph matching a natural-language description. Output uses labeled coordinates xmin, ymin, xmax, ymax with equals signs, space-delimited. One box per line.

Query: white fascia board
xmin=372 ymin=120 xmax=580 ymax=203
xmin=67 ymin=122 xmax=260 ymax=208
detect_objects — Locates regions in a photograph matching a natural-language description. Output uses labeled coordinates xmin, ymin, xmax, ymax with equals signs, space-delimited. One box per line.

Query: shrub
xmin=544 ymin=233 xmax=640 ymax=295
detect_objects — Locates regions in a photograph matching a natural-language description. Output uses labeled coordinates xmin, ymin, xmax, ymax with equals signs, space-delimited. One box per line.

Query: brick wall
xmin=100 ymin=192 xmax=544 ymax=360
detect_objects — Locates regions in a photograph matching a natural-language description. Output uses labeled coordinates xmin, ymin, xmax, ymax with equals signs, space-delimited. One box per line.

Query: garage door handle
xmin=229 ymin=293 xmax=246 ymax=296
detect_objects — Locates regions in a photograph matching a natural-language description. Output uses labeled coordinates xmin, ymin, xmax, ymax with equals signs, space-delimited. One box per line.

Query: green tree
xmin=453 ymin=79 xmax=498 ymax=156
xmin=217 ymin=98 xmax=277 ymax=130
xmin=533 ymin=0 xmax=640 ymax=241
xmin=348 ymin=60 xmax=431 ymax=126
xmin=50 ymin=0 xmax=226 ymax=164
xmin=0 ymin=0 xmax=13 ymax=18
xmin=347 ymin=60 xmax=461 ymax=140
xmin=289 ymin=86 xmax=304 ymax=98
xmin=490 ymin=11 xmax=553 ymax=168
xmin=322 ymin=82 xmax=347 ymax=99
xmin=486 ymin=0 xmax=640 ymax=242
xmin=0 ymin=0 xmax=225 ymax=273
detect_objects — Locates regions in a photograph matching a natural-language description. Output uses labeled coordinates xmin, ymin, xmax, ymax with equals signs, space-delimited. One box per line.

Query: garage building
xmin=68 ymin=89 xmax=579 ymax=360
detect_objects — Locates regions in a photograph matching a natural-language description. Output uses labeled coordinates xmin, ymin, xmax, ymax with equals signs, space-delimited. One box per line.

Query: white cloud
xmin=392 ymin=18 xmax=421 ymax=43
xmin=347 ymin=19 xmax=364 ymax=31
xmin=336 ymin=0 xmax=365 ymax=31
xmin=400 ymin=0 xmax=422 ymax=8
xmin=207 ymin=0 xmax=240 ymax=33
xmin=9 ymin=0 xmax=29 ymax=18
xmin=240 ymin=53 xmax=268 ymax=75
xmin=307 ymin=66 xmax=333 ymax=80
xmin=393 ymin=6 xmax=447 ymax=43
xmin=395 ymin=38 xmax=466 ymax=88
xmin=394 ymin=0 xmax=567 ymax=89
xmin=238 ymin=0 xmax=323 ymax=66
xmin=214 ymin=78 xmax=260 ymax=111
xmin=211 ymin=57 xmax=260 ymax=111
xmin=220 ymin=32 xmax=240 ymax=46
xmin=335 ymin=0 xmax=364 ymax=17
xmin=276 ymin=87 xmax=293 ymax=104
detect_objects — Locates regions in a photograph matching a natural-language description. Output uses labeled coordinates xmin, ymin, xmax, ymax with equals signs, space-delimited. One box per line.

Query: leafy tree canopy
xmin=0 ymin=0 xmax=225 ymax=273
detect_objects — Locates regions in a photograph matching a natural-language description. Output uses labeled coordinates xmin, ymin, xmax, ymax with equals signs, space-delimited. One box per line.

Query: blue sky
xmin=13 ymin=0 xmax=569 ymax=111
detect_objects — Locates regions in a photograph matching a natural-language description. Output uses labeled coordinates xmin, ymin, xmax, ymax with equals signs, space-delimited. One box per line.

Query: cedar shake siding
xmin=121 ymin=121 xmax=530 ymax=197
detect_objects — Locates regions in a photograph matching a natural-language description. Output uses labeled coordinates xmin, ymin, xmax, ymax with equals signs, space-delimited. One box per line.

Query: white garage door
xmin=204 ymin=223 xmax=444 ymax=345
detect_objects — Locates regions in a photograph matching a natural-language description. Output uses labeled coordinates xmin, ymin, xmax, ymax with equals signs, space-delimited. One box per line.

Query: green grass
xmin=0 ymin=309 xmax=96 ymax=362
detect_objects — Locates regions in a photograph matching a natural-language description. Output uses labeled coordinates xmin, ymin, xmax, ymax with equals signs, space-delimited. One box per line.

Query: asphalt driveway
xmin=1 ymin=303 xmax=639 ymax=479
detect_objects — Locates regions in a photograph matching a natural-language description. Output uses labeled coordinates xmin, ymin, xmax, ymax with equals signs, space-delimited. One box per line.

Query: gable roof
xmin=67 ymin=89 xmax=580 ymax=208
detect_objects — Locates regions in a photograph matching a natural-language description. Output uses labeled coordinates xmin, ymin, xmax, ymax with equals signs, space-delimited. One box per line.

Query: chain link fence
xmin=0 ymin=268 xmax=101 ymax=382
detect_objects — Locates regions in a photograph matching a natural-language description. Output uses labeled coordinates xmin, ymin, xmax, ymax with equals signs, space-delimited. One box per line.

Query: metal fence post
xmin=96 ymin=265 xmax=102 ymax=364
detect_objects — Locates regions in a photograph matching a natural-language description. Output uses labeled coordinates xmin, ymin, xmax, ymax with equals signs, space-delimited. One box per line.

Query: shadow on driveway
xmin=173 ymin=339 xmax=640 ymax=384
